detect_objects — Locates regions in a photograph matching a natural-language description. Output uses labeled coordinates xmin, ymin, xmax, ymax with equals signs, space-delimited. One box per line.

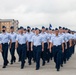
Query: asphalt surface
xmin=0 ymin=48 xmax=76 ymax=75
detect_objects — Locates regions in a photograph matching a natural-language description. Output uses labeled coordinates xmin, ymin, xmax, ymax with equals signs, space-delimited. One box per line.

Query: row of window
xmin=1 ymin=22 xmax=12 ymax=25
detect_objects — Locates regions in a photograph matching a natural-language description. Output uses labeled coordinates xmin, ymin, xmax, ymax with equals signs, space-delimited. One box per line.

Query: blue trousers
xmin=61 ymin=43 xmax=66 ymax=64
xmin=42 ymin=43 xmax=47 ymax=64
xmin=10 ymin=42 xmax=16 ymax=63
xmin=2 ymin=43 xmax=8 ymax=66
xmin=17 ymin=43 xmax=20 ymax=61
xmin=18 ymin=44 xmax=27 ymax=66
xmin=53 ymin=45 xmax=62 ymax=70
xmin=66 ymin=42 xmax=70 ymax=61
xmin=27 ymin=42 xmax=33 ymax=64
xmin=33 ymin=45 xmax=42 ymax=69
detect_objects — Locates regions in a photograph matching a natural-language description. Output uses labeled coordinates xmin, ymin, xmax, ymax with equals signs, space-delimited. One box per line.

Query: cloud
xmin=0 ymin=0 xmax=76 ymax=30
xmin=0 ymin=0 xmax=76 ymax=13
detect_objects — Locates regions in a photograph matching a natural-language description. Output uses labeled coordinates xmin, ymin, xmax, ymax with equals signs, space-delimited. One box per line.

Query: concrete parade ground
xmin=0 ymin=48 xmax=76 ymax=75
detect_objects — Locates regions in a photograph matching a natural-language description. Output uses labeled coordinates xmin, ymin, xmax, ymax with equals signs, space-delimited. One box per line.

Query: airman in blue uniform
xmin=49 ymin=28 xmax=64 ymax=71
xmin=15 ymin=26 xmax=28 ymax=69
xmin=9 ymin=26 xmax=16 ymax=64
xmin=31 ymin=28 xmax=44 ymax=70
xmin=26 ymin=26 xmax=34 ymax=65
xmin=0 ymin=26 xmax=10 ymax=68
xmin=40 ymin=26 xmax=49 ymax=66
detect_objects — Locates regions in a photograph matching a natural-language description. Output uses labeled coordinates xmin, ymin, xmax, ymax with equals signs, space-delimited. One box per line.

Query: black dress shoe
xmin=61 ymin=64 xmax=63 ymax=67
xmin=64 ymin=61 xmax=66 ymax=64
xmin=33 ymin=59 xmax=36 ymax=62
xmin=21 ymin=64 xmax=25 ymax=69
xmin=29 ymin=63 xmax=31 ymax=65
xmin=47 ymin=60 xmax=49 ymax=63
xmin=6 ymin=61 xmax=9 ymax=66
xmin=14 ymin=59 xmax=16 ymax=63
xmin=21 ymin=66 xmax=24 ymax=69
xmin=57 ymin=69 xmax=60 ymax=71
xmin=21 ymin=63 xmax=25 ymax=69
xmin=14 ymin=57 xmax=16 ymax=62
xmin=2 ymin=65 xmax=6 ymax=68
xmin=10 ymin=62 xmax=13 ymax=65
xmin=42 ymin=63 xmax=45 ymax=66
xmin=36 ymin=68 xmax=39 ymax=70
xmin=29 ymin=62 xmax=31 ymax=65
xmin=51 ymin=58 xmax=52 ymax=60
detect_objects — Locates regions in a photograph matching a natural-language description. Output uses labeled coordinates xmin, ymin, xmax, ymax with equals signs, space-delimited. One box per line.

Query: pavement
xmin=0 ymin=48 xmax=76 ymax=75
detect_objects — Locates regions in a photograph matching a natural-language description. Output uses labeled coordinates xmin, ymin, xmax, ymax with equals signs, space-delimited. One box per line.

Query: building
xmin=0 ymin=19 xmax=19 ymax=33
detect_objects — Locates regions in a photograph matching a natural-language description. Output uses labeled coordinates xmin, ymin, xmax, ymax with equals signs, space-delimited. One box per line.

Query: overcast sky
xmin=0 ymin=0 xmax=76 ymax=30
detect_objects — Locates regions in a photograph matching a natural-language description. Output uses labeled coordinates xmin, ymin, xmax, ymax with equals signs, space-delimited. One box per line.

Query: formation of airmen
xmin=0 ymin=25 xmax=76 ymax=71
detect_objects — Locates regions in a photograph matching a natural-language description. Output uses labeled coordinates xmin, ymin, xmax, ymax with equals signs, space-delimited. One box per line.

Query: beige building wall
xmin=0 ymin=19 xmax=19 ymax=33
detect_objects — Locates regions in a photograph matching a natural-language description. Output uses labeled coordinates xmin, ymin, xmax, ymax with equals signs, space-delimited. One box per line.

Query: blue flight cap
xmin=27 ymin=26 xmax=30 ymax=28
xmin=63 ymin=27 xmax=65 ymax=30
xmin=42 ymin=26 xmax=45 ymax=29
xmin=59 ymin=26 xmax=62 ymax=29
xmin=35 ymin=28 xmax=39 ymax=30
xmin=20 ymin=26 xmax=24 ymax=29
xmin=24 ymin=28 xmax=26 ymax=30
xmin=65 ymin=28 xmax=68 ymax=30
xmin=55 ymin=28 xmax=58 ymax=30
xmin=10 ymin=26 xmax=14 ymax=29
xmin=32 ymin=28 xmax=34 ymax=30
xmin=46 ymin=28 xmax=48 ymax=30
xmin=2 ymin=26 xmax=6 ymax=28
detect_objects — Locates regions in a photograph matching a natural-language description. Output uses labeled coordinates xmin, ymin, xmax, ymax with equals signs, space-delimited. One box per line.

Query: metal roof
xmin=0 ymin=19 xmax=14 ymax=22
